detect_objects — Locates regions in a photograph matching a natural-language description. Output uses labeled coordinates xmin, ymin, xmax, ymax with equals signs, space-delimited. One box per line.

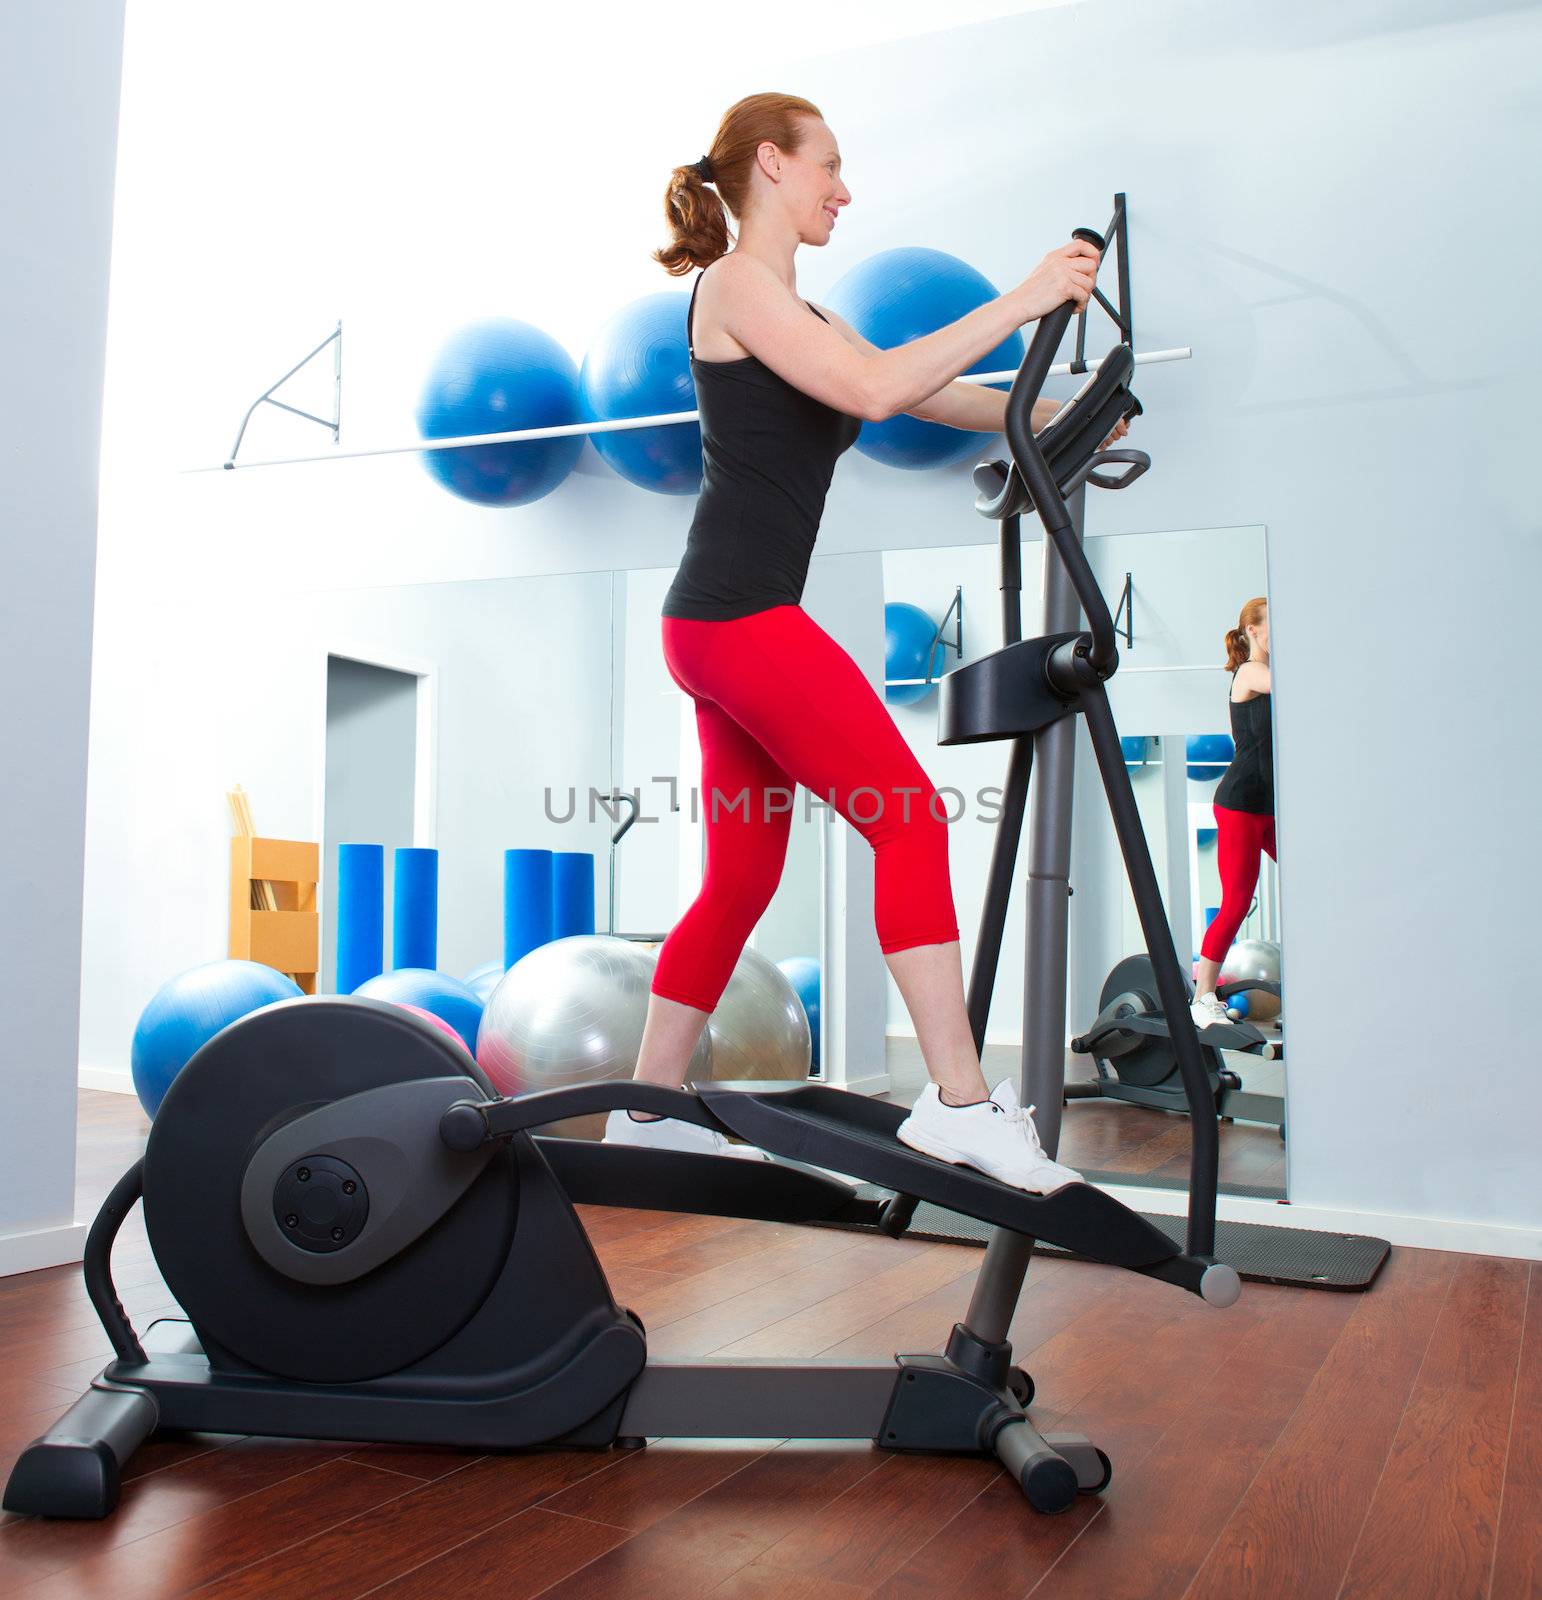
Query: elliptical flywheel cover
xmin=1093 ymin=954 xmax=1181 ymax=1089
xmin=142 ymin=997 xmax=517 ymax=1384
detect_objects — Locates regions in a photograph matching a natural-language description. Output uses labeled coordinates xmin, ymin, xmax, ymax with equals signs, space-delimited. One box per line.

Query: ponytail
xmin=654 ymin=161 xmax=732 ymax=276
xmin=652 ymin=92 xmax=824 ymax=277
xmin=1224 ymin=596 xmax=1268 ymax=671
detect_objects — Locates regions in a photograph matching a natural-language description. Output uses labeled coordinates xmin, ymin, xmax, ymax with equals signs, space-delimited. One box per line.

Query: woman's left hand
xmin=1100 ymin=415 xmax=1132 ymax=449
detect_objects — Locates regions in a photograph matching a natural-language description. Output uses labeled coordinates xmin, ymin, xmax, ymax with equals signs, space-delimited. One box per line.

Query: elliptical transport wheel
xmin=1089 ymin=1447 xmax=1113 ymax=1494
xmin=1008 ymin=1367 xmax=1035 ymax=1407
xmin=1021 ymin=1451 xmax=1079 ymax=1514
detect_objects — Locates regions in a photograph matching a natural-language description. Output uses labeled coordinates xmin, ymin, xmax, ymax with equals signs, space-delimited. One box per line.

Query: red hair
xmin=653 ymin=92 xmax=825 ymax=276
xmin=1224 ymin=596 xmax=1268 ymax=671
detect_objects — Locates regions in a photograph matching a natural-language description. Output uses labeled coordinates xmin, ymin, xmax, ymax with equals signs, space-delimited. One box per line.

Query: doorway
xmin=323 ymin=656 xmax=420 ymax=992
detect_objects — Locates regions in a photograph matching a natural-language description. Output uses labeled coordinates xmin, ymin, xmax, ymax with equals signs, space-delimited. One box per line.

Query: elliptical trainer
xmin=1068 ymin=952 xmax=1286 ymax=1134
xmin=5 ymin=222 xmax=1238 ymax=1524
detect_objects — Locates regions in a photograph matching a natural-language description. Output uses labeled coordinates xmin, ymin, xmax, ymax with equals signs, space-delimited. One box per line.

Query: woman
xmin=1191 ymin=597 xmax=1275 ymax=1028
xmin=607 ymin=92 xmax=1109 ymax=1194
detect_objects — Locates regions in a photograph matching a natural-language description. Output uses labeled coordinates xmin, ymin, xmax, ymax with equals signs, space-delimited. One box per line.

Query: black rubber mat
xmin=1075 ymin=1168 xmax=1285 ymax=1202
xmin=829 ymin=1187 xmax=1390 ymax=1291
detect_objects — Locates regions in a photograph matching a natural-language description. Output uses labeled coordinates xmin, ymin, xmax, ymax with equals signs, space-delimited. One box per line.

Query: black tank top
xmin=1213 ymin=671 xmax=1274 ymax=815
xmin=661 ymin=267 xmax=862 ymax=621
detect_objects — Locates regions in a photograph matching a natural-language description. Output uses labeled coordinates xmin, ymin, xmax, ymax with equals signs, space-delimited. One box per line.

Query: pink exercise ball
xmin=396 ymin=1002 xmax=470 ymax=1052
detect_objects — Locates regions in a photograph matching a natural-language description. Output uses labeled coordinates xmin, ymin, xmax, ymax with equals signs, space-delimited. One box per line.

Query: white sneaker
xmin=603 ymin=1109 xmax=770 ymax=1161
xmin=895 ymin=1080 xmax=1081 ymax=1195
xmin=1190 ymin=992 xmax=1231 ymax=1031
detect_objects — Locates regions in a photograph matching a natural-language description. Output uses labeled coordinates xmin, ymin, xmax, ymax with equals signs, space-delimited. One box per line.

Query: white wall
xmin=849 ymin=0 xmax=1536 ymax=1242
xmin=0 ymin=0 xmax=126 ymax=1270
xmin=313 ymin=576 xmax=616 ymax=982
xmin=80 ymin=570 xmax=613 ymax=1085
xmin=83 ymin=0 xmax=1542 ymax=1248
xmin=615 ymin=566 xmax=695 ymax=940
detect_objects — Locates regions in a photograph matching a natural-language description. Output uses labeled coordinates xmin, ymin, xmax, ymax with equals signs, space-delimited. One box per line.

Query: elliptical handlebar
xmin=1009 ymin=226 xmax=1107 ymax=405
xmin=972 ymin=434 xmax=1149 ymax=522
xmin=1081 ymin=448 xmax=1149 ymax=493
xmin=996 ymin=227 xmax=1140 ymax=679
xmin=956 ymin=229 xmax=1226 ymax=1260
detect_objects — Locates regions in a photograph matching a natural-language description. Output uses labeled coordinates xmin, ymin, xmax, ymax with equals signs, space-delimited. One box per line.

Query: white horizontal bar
xmin=187 ymin=346 xmax=1191 ymax=475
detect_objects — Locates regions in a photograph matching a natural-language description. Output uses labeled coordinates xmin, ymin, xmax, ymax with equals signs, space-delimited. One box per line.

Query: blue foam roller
xmin=504 ymin=849 xmax=555 ymax=969
xmin=552 ymin=851 xmax=597 ymax=938
xmin=337 ymin=843 xmax=385 ymax=994
xmin=393 ymin=847 xmax=439 ymax=971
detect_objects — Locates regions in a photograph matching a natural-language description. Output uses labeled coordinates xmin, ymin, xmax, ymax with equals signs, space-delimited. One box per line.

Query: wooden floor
xmin=2 ymin=1092 xmax=1535 ymax=1600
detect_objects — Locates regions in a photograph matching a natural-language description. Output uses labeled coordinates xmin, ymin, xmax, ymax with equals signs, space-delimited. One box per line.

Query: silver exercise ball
xmin=476 ymin=934 xmax=710 ymax=1096
xmin=1219 ymin=938 xmax=1283 ymax=1022
xmin=475 ymin=934 xmax=811 ymax=1098
xmin=708 ymin=945 xmax=812 ymax=1082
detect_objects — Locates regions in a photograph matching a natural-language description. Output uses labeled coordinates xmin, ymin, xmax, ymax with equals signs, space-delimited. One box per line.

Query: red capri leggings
xmin=1199 ymin=804 xmax=1278 ymax=963
xmin=651 ymin=605 xmax=961 ymax=1013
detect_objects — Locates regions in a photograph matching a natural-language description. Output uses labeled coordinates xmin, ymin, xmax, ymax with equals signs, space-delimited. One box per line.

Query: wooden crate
xmin=230 ymin=836 xmax=319 ymax=994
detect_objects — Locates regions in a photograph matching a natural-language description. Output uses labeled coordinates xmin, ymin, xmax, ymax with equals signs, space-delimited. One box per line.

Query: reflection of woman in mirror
xmin=1192 ymin=597 xmax=1274 ymax=1029
xmin=606 ymin=92 xmax=1119 ymax=1194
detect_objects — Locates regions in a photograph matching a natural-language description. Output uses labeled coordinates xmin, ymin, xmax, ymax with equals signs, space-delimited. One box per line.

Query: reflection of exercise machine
xmin=6 ymin=225 xmax=1240 ymax=1525
xmin=1069 ymin=953 xmax=1285 ymax=1133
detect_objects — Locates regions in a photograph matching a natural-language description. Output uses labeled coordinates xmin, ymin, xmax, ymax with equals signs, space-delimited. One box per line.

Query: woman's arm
xmin=811 ymin=303 xmax=1063 ymax=431
xmin=707 ymin=245 xmax=1097 ymax=424
xmin=815 ymin=300 xmax=1132 ymax=446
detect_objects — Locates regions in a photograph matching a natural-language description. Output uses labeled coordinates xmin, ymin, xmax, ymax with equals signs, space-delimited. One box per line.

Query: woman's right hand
xmin=1012 ymin=239 xmax=1101 ymax=324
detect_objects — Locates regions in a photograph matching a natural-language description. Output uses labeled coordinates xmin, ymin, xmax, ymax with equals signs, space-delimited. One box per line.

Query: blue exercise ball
xmin=884 ymin=602 xmax=946 ymax=705
xmin=777 ymin=956 xmax=822 ymax=1070
xmin=416 ymin=319 xmax=583 ymax=507
xmin=1186 ymin=733 xmax=1235 ymax=782
xmin=825 ymin=248 xmax=1025 ymax=470
xmin=131 ymin=960 xmax=303 ymax=1119
xmin=463 ymin=959 xmax=507 ymax=1004
xmin=579 ymin=293 xmax=702 ymax=495
xmin=1121 ymin=735 xmax=1151 ymax=768
xmin=353 ymin=968 xmax=484 ymax=1052
xmin=1226 ymin=990 xmax=1251 ymax=1020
